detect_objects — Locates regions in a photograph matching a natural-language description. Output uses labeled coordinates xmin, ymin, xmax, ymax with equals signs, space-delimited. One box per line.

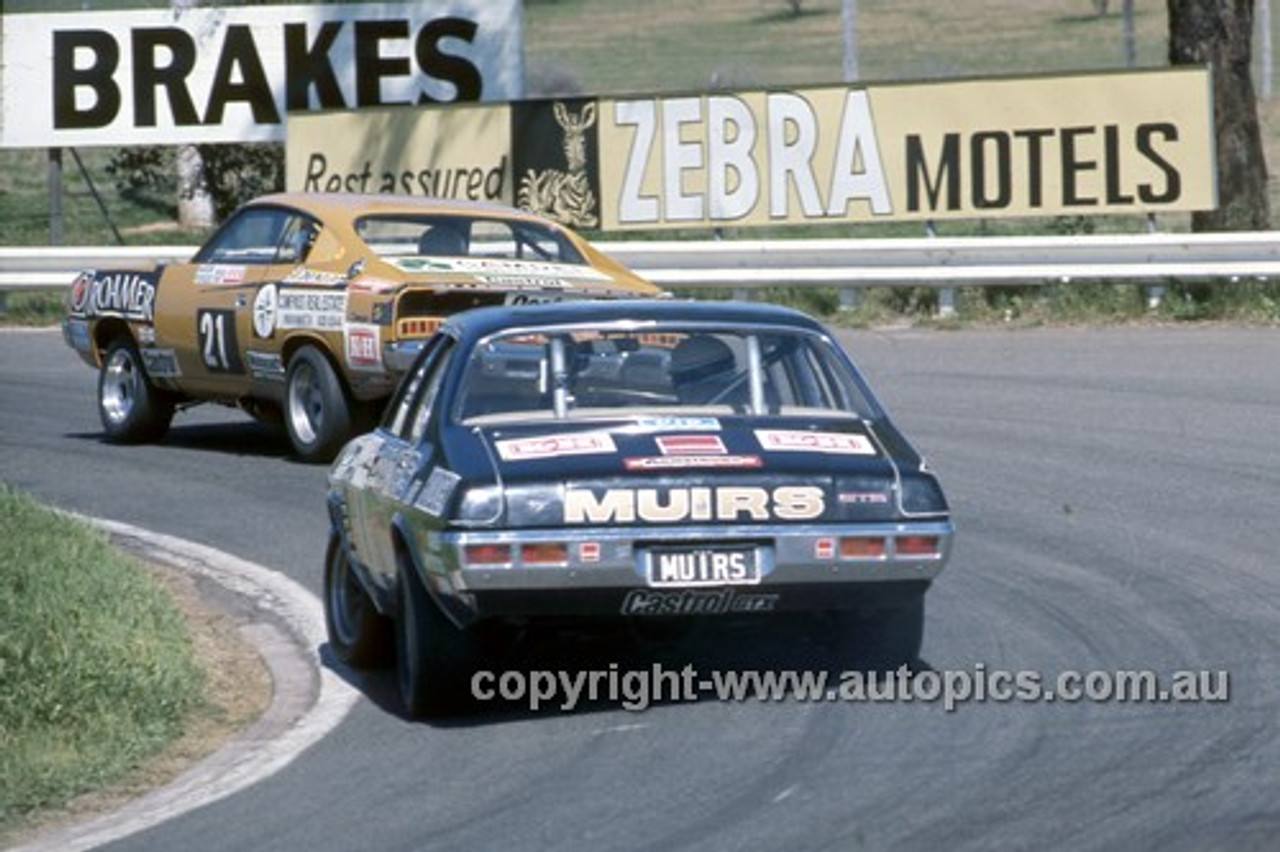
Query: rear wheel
xmin=323 ymin=534 xmax=392 ymax=669
xmin=284 ymin=346 xmax=352 ymax=463
xmin=98 ymin=337 xmax=174 ymax=444
xmin=396 ymin=551 xmax=481 ymax=718
xmin=834 ymin=596 xmax=925 ymax=671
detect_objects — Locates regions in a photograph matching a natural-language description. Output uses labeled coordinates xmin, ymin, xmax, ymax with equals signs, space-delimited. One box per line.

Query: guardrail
xmin=5 ymin=232 xmax=1280 ymax=306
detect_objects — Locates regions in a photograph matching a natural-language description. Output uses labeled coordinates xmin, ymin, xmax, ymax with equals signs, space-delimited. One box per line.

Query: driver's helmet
xmin=669 ymin=335 xmax=736 ymax=403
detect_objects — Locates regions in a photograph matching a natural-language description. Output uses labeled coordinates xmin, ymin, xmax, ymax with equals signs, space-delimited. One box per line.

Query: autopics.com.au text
xmin=470 ymin=663 xmax=1230 ymax=713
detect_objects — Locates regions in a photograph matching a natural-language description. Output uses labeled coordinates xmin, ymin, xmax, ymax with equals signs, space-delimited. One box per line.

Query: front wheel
xmin=324 ymin=534 xmax=392 ymax=669
xmin=98 ymin=338 xmax=174 ymax=444
xmin=284 ymin=346 xmax=352 ymax=463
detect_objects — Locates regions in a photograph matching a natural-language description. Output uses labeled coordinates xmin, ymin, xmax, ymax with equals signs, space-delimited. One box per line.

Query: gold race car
xmin=62 ymin=193 xmax=661 ymax=461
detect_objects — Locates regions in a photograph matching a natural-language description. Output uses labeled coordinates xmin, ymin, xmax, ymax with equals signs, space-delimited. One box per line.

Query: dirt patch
xmin=1 ymin=563 xmax=273 ymax=847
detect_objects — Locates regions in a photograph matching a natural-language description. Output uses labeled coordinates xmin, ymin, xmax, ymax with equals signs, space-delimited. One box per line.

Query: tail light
xmin=896 ymin=536 xmax=941 ymax=557
xmin=520 ymin=542 xmax=569 ymax=566
xmin=839 ymin=537 xmax=887 ymax=559
xmin=463 ymin=543 xmax=512 ymax=566
xmin=397 ymin=317 xmax=443 ymax=338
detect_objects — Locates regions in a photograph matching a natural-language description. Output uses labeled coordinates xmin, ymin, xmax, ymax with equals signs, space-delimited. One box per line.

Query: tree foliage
xmin=107 ymin=144 xmax=284 ymax=223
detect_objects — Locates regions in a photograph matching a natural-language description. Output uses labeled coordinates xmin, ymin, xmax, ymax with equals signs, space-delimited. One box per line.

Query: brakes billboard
xmin=1 ymin=1 xmax=523 ymax=148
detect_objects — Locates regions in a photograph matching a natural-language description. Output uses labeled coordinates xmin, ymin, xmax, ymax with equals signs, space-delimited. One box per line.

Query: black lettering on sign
xmin=197 ymin=309 xmax=244 ymax=374
xmin=131 ymin=27 xmax=200 ymax=127
xmin=1060 ymin=126 xmax=1098 ymax=207
xmin=205 ymin=25 xmax=279 ymax=124
xmin=355 ymin=19 xmax=412 ymax=107
xmin=284 ymin=21 xmax=346 ymax=111
xmin=53 ymin=30 xmax=121 ymax=129
xmin=415 ymin=17 xmax=482 ymax=103
xmin=1104 ymin=125 xmax=1135 ymax=204
xmin=1013 ymin=128 xmax=1054 ymax=208
xmin=1137 ymin=123 xmax=1181 ymax=204
xmin=906 ymin=133 xmax=962 ymax=212
xmin=971 ymin=131 xmax=1012 ymax=210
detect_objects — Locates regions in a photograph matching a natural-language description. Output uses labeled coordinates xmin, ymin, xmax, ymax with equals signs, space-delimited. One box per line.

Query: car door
xmin=152 ymin=205 xmax=318 ymax=396
xmin=352 ymin=334 xmax=458 ymax=581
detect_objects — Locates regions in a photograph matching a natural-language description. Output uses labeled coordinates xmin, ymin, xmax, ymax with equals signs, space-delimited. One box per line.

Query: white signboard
xmin=1 ymin=1 xmax=523 ymax=148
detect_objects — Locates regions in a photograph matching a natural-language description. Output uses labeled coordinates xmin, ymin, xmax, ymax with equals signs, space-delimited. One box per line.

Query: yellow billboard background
xmin=287 ymin=103 xmax=512 ymax=201
xmin=287 ymin=68 xmax=1215 ymax=231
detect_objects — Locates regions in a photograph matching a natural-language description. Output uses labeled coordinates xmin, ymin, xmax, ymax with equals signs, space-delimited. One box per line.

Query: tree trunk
xmin=1168 ymin=0 xmax=1270 ymax=230
xmin=177 ymin=144 xmax=216 ymax=229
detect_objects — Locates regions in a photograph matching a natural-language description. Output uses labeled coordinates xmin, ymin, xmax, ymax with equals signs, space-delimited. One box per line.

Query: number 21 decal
xmin=197 ymin=309 xmax=244 ymax=374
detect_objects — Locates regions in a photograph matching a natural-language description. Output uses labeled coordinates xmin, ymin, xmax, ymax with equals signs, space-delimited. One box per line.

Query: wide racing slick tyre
xmin=98 ymin=337 xmax=174 ymax=444
xmin=835 ymin=595 xmax=925 ymax=672
xmin=284 ymin=346 xmax=353 ymax=463
xmin=395 ymin=549 xmax=482 ymax=719
xmin=324 ymin=533 xmax=392 ymax=669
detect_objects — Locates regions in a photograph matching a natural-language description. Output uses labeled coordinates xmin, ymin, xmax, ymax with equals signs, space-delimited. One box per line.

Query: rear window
xmin=455 ymin=326 xmax=878 ymax=424
xmin=355 ymin=215 xmax=585 ymax=265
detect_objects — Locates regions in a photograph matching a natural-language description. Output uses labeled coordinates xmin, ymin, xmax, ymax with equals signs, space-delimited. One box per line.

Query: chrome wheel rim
xmin=101 ymin=348 xmax=139 ymax=426
xmin=287 ymin=361 xmax=322 ymax=445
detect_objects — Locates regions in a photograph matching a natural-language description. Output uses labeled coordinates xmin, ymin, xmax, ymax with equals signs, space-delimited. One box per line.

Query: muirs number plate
xmin=645 ymin=546 xmax=761 ymax=588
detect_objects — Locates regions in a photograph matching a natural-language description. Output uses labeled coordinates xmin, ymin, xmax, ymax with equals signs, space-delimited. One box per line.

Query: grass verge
xmin=0 ymin=483 xmax=204 ymax=835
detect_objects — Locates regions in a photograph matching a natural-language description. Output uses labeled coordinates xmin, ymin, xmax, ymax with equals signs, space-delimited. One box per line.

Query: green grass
xmin=0 ymin=483 xmax=203 ymax=833
xmin=0 ymin=290 xmax=66 ymax=326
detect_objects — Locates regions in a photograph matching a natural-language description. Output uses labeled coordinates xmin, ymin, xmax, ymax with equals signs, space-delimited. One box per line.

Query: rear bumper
xmin=421 ymin=519 xmax=953 ymax=621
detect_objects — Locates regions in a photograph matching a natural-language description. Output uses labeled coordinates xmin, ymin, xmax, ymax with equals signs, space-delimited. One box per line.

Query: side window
xmin=406 ymin=346 xmax=455 ymax=443
xmin=277 ymin=215 xmax=320 ymax=263
xmin=384 ymin=336 xmax=444 ymax=433
xmin=196 ymin=208 xmax=292 ymax=264
xmin=386 ymin=336 xmax=456 ymax=440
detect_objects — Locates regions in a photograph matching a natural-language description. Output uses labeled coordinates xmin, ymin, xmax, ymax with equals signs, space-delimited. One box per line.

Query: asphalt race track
xmin=2 ymin=323 xmax=1278 ymax=851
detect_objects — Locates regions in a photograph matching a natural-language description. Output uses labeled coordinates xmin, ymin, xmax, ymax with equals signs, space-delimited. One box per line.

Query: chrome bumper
xmin=430 ymin=519 xmax=954 ymax=594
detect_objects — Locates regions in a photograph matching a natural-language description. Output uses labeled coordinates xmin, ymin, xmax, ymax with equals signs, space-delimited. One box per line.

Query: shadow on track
xmin=321 ymin=613 xmax=933 ymax=727
xmin=68 ymin=419 xmax=298 ymax=460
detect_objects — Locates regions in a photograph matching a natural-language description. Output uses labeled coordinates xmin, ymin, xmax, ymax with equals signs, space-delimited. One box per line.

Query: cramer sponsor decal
xmin=495 ymin=432 xmax=616 ymax=461
xmin=756 ymin=429 xmax=877 ymax=456
xmin=277 ymin=288 xmax=348 ymax=331
xmin=564 ymin=485 xmax=824 ymax=524
xmin=68 ymin=270 xmax=157 ymax=322
xmin=621 ymin=588 xmax=780 ymax=616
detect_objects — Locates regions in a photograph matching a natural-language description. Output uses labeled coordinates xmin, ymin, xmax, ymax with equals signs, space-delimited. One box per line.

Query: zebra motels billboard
xmin=286 ymin=67 xmax=1216 ymax=231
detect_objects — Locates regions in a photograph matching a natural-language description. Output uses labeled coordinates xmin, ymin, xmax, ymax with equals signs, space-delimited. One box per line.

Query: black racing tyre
xmin=395 ymin=550 xmax=480 ymax=719
xmin=834 ymin=595 xmax=925 ymax=671
xmin=98 ymin=337 xmax=174 ymax=444
xmin=324 ymin=533 xmax=392 ymax=669
xmin=284 ymin=346 xmax=352 ymax=463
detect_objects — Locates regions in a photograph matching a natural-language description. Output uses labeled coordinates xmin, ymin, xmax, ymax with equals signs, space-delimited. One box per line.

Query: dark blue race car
xmin=324 ymin=300 xmax=954 ymax=716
